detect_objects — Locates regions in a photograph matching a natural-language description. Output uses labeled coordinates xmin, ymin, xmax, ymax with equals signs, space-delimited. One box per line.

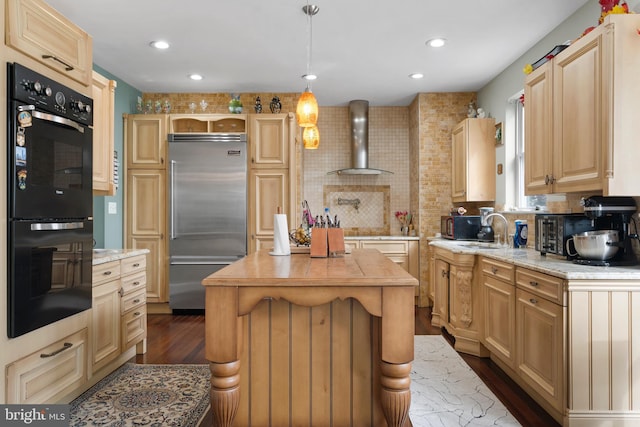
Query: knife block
xmin=327 ymin=228 xmax=345 ymax=257
xmin=310 ymin=228 xmax=328 ymax=258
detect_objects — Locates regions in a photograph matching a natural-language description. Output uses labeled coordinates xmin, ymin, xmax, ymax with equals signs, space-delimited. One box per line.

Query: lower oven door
xmin=8 ymin=219 xmax=93 ymax=338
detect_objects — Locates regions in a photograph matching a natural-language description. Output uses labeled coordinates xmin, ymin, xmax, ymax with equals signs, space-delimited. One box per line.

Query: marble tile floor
xmin=410 ymin=335 xmax=521 ymax=427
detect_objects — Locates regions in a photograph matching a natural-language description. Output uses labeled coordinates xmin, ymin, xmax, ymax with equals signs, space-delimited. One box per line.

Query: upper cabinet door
xmin=249 ymin=114 xmax=289 ymax=168
xmin=552 ymin=33 xmax=603 ymax=194
xmin=524 ymin=63 xmax=554 ymax=195
xmin=92 ymin=71 xmax=117 ymax=195
xmin=6 ymin=0 xmax=93 ymax=87
xmin=451 ymin=118 xmax=495 ymax=202
xmin=126 ymin=115 xmax=168 ymax=169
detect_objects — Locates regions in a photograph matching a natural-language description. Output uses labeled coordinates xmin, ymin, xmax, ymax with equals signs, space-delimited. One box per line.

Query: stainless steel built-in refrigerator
xmin=168 ymin=133 xmax=247 ymax=310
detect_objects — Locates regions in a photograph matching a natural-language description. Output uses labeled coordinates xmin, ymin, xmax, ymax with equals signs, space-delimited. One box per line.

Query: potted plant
xmin=229 ymin=94 xmax=243 ymax=114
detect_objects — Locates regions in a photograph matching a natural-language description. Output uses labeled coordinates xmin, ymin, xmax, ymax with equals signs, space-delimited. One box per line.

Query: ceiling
xmin=46 ymin=0 xmax=593 ymax=106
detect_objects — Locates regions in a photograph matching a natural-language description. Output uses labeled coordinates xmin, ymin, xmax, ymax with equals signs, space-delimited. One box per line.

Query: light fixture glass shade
xmin=303 ymin=125 xmax=320 ymax=149
xmin=296 ymin=89 xmax=318 ymax=127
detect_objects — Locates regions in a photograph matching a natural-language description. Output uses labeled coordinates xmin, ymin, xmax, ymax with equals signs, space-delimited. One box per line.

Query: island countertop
xmin=202 ymin=248 xmax=418 ymax=287
xmin=202 ymin=248 xmax=417 ymax=427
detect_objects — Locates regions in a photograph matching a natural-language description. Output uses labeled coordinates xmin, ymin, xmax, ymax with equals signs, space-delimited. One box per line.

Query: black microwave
xmin=441 ymin=216 xmax=481 ymax=240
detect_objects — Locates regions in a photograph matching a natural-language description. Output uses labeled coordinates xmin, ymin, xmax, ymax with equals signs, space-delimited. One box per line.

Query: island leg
xmin=380 ymin=361 xmax=412 ymax=427
xmin=210 ymin=360 xmax=240 ymax=427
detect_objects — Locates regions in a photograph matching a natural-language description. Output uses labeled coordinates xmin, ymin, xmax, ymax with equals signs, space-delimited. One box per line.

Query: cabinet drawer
xmin=359 ymin=240 xmax=409 ymax=254
xmin=515 ymin=268 xmax=564 ymax=305
xmin=121 ymin=271 xmax=146 ymax=294
xmin=6 ymin=328 xmax=87 ymax=404
xmin=121 ymin=254 xmax=146 ymax=276
xmin=122 ymin=288 xmax=146 ymax=314
xmin=93 ymin=261 xmax=121 ymax=286
xmin=481 ymin=257 xmax=514 ymax=282
xmin=122 ymin=305 xmax=147 ymax=350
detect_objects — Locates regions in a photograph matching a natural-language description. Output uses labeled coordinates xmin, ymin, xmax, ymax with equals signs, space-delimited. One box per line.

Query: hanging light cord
xmin=305 ymin=1 xmax=315 ymax=90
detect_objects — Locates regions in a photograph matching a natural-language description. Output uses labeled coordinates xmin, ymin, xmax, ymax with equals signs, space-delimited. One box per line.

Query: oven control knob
xmin=43 ymin=86 xmax=52 ymax=97
xmin=71 ymin=100 xmax=90 ymax=113
xmin=25 ymin=81 xmax=42 ymax=93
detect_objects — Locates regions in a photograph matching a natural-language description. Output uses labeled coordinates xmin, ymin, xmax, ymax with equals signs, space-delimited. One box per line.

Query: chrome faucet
xmin=484 ymin=213 xmax=509 ymax=246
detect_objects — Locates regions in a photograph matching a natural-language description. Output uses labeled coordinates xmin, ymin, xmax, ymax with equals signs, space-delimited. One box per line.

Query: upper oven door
xmin=8 ymin=101 xmax=93 ymax=220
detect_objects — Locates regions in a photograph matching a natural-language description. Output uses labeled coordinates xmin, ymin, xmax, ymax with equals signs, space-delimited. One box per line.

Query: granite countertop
xmin=92 ymin=248 xmax=150 ymax=265
xmin=345 ymin=235 xmax=420 ymax=241
xmin=428 ymin=238 xmax=640 ymax=280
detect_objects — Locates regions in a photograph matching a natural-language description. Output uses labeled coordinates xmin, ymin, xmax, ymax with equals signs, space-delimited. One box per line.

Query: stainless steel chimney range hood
xmin=327 ymin=100 xmax=393 ymax=175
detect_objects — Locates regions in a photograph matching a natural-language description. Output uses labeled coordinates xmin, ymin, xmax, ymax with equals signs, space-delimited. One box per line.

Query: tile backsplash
xmin=323 ymin=185 xmax=390 ymax=236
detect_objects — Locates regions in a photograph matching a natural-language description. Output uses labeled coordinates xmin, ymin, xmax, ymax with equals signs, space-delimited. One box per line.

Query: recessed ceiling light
xmin=150 ymin=40 xmax=170 ymax=49
xmin=409 ymin=73 xmax=424 ymax=79
xmin=302 ymin=74 xmax=317 ymax=81
xmin=189 ymin=74 xmax=203 ymax=81
xmin=426 ymin=38 xmax=446 ymax=48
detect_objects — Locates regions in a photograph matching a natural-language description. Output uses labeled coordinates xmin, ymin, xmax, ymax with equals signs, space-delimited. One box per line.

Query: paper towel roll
xmin=270 ymin=213 xmax=291 ymax=256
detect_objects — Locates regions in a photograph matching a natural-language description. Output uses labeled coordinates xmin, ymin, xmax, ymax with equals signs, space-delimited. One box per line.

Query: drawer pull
xmin=41 ymin=54 xmax=74 ymax=71
xmin=134 ymin=312 xmax=141 ymax=317
xmin=491 ymin=267 xmax=498 ymax=274
xmin=529 ymin=281 xmax=539 ymax=287
xmin=132 ymin=263 xmax=140 ymax=268
xmin=133 ymin=281 xmax=141 ymax=286
xmin=40 ymin=342 xmax=72 ymax=358
xmin=529 ymin=298 xmax=538 ymax=305
xmin=133 ymin=299 xmax=141 ymax=304
xmin=103 ymin=271 xmax=112 ymax=276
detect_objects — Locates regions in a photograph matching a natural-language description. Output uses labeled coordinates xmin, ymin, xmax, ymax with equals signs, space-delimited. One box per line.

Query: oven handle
xmin=19 ymin=106 xmax=85 ymax=134
xmin=31 ymin=222 xmax=85 ymax=231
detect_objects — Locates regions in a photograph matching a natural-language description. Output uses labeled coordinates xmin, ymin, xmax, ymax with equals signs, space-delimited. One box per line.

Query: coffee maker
xmin=580 ymin=196 xmax=639 ymax=266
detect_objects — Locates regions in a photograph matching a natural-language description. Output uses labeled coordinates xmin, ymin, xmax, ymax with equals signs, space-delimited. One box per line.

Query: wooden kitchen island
xmin=202 ymin=249 xmax=418 ymax=427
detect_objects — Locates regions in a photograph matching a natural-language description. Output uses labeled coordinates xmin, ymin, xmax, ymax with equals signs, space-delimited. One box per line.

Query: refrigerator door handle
xmin=170 ymin=160 xmax=177 ymax=240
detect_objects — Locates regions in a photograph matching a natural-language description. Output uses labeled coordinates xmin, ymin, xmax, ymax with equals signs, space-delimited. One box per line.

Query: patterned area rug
xmin=410 ymin=335 xmax=521 ymax=426
xmin=70 ymin=363 xmax=210 ymax=427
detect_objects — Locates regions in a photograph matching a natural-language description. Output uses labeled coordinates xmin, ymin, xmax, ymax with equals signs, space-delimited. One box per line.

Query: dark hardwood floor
xmin=134 ymin=307 xmax=560 ymax=427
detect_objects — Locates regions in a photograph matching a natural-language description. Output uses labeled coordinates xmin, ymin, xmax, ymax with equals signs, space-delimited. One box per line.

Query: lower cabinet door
xmin=516 ymin=288 xmax=564 ymax=412
xmin=92 ymin=280 xmax=121 ymax=373
xmin=122 ymin=305 xmax=147 ymax=350
xmin=482 ymin=276 xmax=516 ymax=368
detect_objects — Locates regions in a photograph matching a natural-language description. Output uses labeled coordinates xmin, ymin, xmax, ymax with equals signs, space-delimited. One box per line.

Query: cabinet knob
xmin=491 ymin=267 xmax=498 ymax=274
xmin=132 ymin=263 xmax=140 ymax=267
xmin=529 ymin=281 xmax=539 ymax=287
xmin=529 ymin=298 xmax=538 ymax=305
xmin=119 ymin=288 xmax=124 ymax=297
xmin=134 ymin=311 xmax=141 ymax=317
xmin=133 ymin=281 xmax=141 ymax=286
xmin=133 ymin=299 xmax=140 ymax=304
xmin=103 ymin=271 xmax=112 ymax=276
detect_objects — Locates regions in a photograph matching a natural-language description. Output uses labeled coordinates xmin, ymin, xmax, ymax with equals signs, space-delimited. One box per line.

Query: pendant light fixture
xmin=297 ymin=3 xmax=320 ymax=149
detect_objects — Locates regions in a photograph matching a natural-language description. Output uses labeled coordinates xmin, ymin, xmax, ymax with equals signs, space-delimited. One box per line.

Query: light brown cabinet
xmin=480 ymin=257 xmax=516 ymax=369
xmin=247 ymin=113 xmax=297 ymax=254
xmin=451 ymin=118 xmax=495 ymax=202
xmin=525 ymin=14 xmax=640 ymax=196
xmin=91 ymin=254 xmax=147 ymax=374
xmin=515 ymin=268 xmax=564 ymax=415
xmin=92 ymin=70 xmax=117 ymax=195
xmin=429 ymin=246 xmax=487 ymax=356
xmin=5 ymin=329 xmax=88 ymax=404
xmin=169 ymin=114 xmax=247 ymax=133
xmin=124 ymin=115 xmax=168 ymax=303
xmin=91 ymin=261 xmax=121 ymax=373
xmin=5 ymin=0 xmax=93 ymax=86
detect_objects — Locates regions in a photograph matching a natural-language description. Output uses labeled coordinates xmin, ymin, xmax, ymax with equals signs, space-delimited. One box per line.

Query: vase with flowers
xmin=395 ymin=211 xmax=412 ymax=236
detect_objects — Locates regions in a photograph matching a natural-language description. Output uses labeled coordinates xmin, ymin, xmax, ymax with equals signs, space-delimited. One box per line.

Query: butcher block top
xmin=202 ymin=248 xmax=418 ymax=288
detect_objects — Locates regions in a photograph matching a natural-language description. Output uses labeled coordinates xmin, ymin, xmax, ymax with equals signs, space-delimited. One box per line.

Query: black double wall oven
xmin=7 ymin=62 xmax=93 ymax=338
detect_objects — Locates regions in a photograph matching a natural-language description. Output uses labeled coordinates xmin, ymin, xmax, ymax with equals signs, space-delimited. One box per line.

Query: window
xmin=510 ymin=91 xmax=547 ymax=210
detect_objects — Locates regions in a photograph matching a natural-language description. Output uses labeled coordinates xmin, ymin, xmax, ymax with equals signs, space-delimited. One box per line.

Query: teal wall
xmin=92 ymin=64 xmax=141 ymax=248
